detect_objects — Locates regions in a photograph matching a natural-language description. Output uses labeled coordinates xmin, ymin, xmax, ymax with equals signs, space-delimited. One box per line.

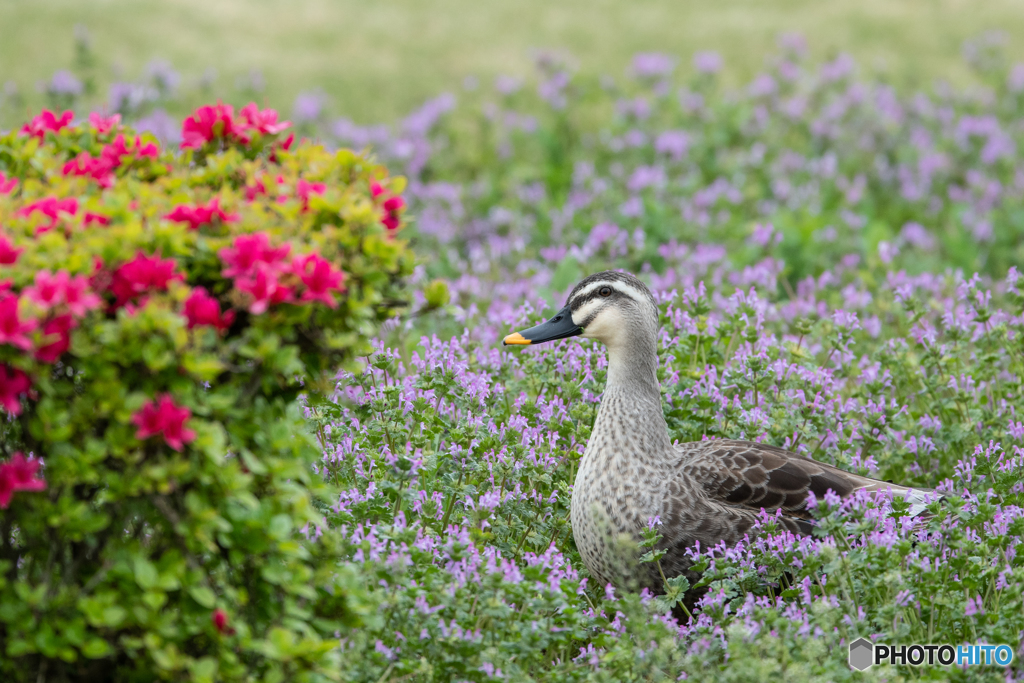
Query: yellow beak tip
xmin=502 ymin=332 xmax=531 ymax=346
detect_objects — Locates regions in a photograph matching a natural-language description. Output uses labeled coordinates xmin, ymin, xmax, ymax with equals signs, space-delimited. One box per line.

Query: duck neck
xmin=593 ymin=331 xmax=674 ymax=457
xmin=605 ymin=334 xmax=661 ymax=400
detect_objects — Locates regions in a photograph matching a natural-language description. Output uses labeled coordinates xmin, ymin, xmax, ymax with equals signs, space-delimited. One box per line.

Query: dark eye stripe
xmin=569 ymin=287 xmax=621 ymax=310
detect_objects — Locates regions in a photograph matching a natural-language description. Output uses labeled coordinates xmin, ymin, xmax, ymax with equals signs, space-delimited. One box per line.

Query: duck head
xmin=502 ymin=271 xmax=659 ymax=354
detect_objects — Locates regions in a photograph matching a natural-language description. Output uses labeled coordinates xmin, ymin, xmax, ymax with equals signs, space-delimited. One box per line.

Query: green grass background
xmin=3 ymin=0 xmax=1024 ymax=123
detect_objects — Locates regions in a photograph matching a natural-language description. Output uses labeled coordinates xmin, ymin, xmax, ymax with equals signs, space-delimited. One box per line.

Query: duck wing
xmin=675 ymin=439 xmax=934 ymax=520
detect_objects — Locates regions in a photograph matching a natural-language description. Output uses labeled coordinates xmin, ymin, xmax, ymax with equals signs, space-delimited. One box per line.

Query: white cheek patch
xmin=580 ymin=307 xmax=628 ymax=350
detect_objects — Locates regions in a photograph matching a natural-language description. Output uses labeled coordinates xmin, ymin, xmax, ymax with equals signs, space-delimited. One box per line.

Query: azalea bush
xmin=0 ymin=104 xmax=413 ymax=681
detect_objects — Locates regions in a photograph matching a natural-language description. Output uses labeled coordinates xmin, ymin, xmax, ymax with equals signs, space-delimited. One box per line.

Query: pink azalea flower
xmin=181 ymin=102 xmax=247 ymax=150
xmin=0 ymin=235 xmax=23 ymax=265
xmin=183 ymin=287 xmax=235 ymax=332
xmin=268 ymin=133 xmax=295 ymax=163
xmin=34 ymin=314 xmax=76 ymax=363
xmin=292 ymin=253 xmax=345 ymax=307
xmin=235 ymin=264 xmax=294 ymax=314
xmin=20 ymin=109 xmax=74 ymax=140
xmin=89 ymin=112 xmax=122 ymax=134
xmin=212 ymin=609 xmax=229 ymax=633
xmin=100 ymin=134 xmax=132 ymax=166
xmin=238 ymin=103 xmax=291 ymax=135
xmin=62 ymin=152 xmax=116 ymax=188
xmin=98 ymin=134 xmax=157 ymax=165
xmin=0 ymin=452 xmax=47 ymax=509
xmin=0 ymin=365 xmax=31 ymax=415
xmin=165 ymin=197 xmax=239 ymax=230
xmin=132 ymin=394 xmax=196 ymax=451
xmin=84 ymin=212 xmax=111 ymax=227
xmin=372 ymin=183 xmax=405 ymax=231
xmin=0 ymin=295 xmax=37 ymax=350
xmin=295 ymin=179 xmax=327 ymax=211
xmin=63 ymin=277 xmax=102 ymax=317
xmin=110 ymin=252 xmax=184 ymax=307
xmin=22 ymin=270 xmax=69 ymax=310
xmin=135 ymin=137 xmax=160 ymax=159
xmin=16 ymin=197 xmax=80 ymax=234
xmin=244 ymin=178 xmax=267 ymax=201
xmin=23 ymin=270 xmax=101 ymax=317
xmin=382 ymin=201 xmax=404 ymax=230
xmin=0 ymin=171 xmax=18 ymax=195
xmin=218 ymin=232 xmax=291 ymax=279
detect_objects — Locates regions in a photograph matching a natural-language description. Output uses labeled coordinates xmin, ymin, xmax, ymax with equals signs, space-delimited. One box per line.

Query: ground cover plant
xmin=4 ymin=34 xmax=1024 ymax=682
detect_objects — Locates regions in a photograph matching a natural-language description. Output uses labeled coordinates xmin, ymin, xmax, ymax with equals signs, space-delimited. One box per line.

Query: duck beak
xmin=503 ymin=305 xmax=583 ymax=346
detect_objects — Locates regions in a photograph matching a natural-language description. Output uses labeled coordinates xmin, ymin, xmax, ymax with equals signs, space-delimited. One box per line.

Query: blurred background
xmin=3 ymin=0 xmax=1024 ymax=126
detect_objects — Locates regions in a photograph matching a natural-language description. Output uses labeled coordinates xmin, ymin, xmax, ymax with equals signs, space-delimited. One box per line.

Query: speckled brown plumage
xmin=514 ymin=270 xmax=935 ymax=592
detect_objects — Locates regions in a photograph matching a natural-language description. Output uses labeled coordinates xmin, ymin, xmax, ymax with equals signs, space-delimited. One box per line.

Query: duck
xmin=503 ymin=270 xmax=935 ymax=592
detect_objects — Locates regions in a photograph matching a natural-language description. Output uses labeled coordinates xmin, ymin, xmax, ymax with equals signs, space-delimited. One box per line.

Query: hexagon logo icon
xmin=849 ymin=637 xmax=874 ymax=671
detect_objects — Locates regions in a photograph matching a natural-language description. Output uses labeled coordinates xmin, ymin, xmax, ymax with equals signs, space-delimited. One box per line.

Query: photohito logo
xmin=848 ymin=639 xmax=1014 ymax=671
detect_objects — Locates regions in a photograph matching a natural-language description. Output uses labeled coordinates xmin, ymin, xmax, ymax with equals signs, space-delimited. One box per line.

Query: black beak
xmin=503 ymin=305 xmax=583 ymax=346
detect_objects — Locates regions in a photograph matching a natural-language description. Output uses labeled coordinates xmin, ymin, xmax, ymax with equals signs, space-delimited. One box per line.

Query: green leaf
xmin=188 ymin=585 xmax=216 ymax=609
xmin=82 ymin=638 xmax=112 ymax=659
xmin=134 ymin=557 xmax=159 ymax=590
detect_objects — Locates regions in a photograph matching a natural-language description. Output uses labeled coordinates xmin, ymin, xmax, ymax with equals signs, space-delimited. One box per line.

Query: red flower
xmin=0 ymin=171 xmax=18 ymax=195
xmin=100 ymin=134 xmax=131 ymax=166
xmin=89 ymin=112 xmax=122 ymax=134
xmin=381 ymin=195 xmax=405 ymax=231
xmin=63 ymin=277 xmax=102 ymax=318
xmin=34 ymin=314 xmax=76 ymax=363
xmin=235 ymin=265 xmax=294 ymax=314
xmin=16 ymin=197 xmax=79 ymax=234
xmin=183 ymin=287 xmax=235 ymax=332
xmin=0 ymin=453 xmax=47 ymax=509
xmin=62 ymin=152 xmax=116 ymax=188
xmin=135 ymin=138 xmax=160 ymax=159
xmin=21 ymin=110 xmax=74 ymax=140
xmin=269 ymin=133 xmax=295 ymax=163
xmin=0 ymin=295 xmax=37 ymax=350
xmin=0 ymin=365 xmax=31 ymax=415
xmin=84 ymin=212 xmax=111 ymax=227
xmin=370 ymin=182 xmax=405 ymax=231
xmin=23 ymin=270 xmax=100 ymax=318
xmin=165 ymin=197 xmax=239 ymax=231
xmin=238 ymin=103 xmax=291 ymax=135
xmin=110 ymin=252 xmax=184 ymax=307
xmin=132 ymin=394 xmax=196 ymax=451
xmin=218 ymin=232 xmax=291 ymax=279
xmin=181 ymin=103 xmax=247 ymax=150
xmin=0 ymin=235 xmax=23 ymax=265
xmin=22 ymin=270 xmax=66 ymax=310
xmin=292 ymin=253 xmax=345 ymax=307
xmin=244 ymin=178 xmax=267 ymax=201
xmin=212 ymin=609 xmax=228 ymax=633
xmin=295 ymin=179 xmax=327 ymax=211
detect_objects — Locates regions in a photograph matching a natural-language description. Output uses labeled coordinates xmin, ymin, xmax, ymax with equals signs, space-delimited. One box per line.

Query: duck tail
xmin=859 ymin=481 xmax=942 ymax=518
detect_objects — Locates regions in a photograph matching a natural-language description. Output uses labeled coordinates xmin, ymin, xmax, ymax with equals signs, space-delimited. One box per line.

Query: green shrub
xmin=0 ymin=105 xmax=413 ymax=681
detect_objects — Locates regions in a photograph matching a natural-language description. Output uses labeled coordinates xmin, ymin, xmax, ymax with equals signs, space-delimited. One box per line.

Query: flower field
xmin=5 ymin=33 xmax=1024 ymax=681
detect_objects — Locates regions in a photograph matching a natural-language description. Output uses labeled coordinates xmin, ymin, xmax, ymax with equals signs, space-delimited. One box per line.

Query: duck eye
xmin=599 ymin=286 xmax=612 ymax=297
